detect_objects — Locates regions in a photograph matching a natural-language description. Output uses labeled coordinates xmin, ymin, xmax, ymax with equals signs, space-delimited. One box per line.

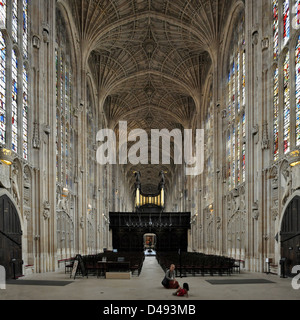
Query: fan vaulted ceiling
xmin=63 ymin=0 xmax=236 ymax=194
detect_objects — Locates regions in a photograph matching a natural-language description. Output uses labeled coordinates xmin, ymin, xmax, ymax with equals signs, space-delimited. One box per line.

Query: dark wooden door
xmin=0 ymin=195 xmax=23 ymax=279
xmin=281 ymin=196 xmax=300 ymax=277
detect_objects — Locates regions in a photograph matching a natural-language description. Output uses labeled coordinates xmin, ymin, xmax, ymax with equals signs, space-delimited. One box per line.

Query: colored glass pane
xmin=23 ymin=0 xmax=28 ymax=58
xmin=274 ymin=67 xmax=279 ymax=160
xmin=283 ymin=52 xmax=290 ymax=154
xmin=296 ymin=35 xmax=300 ymax=146
xmin=0 ymin=0 xmax=6 ymax=28
xmin=12 ymin=50 xmax=18 ymax=152
xmin=22 ymin=67 xmax=28 ymax=160
xmin=0 ymin=33 xmax=5 ymax=144
xmin=12 ymin=0 xmax=18 ymax=43
xmin=283 ymin=0 xmax=290 ymax=45
xmin=273 ymin=0 xmax=279 ymax=59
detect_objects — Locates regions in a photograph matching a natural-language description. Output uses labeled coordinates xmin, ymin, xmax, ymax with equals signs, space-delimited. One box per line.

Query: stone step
xmin=105 ymin=272 xmax=132 ymax=279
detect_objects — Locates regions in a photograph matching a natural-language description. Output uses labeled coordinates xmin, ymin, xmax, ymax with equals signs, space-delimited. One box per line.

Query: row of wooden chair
xmin=80 ymin=252 xmax=145 ymax=277
xmin=156 ymin=252 xmax=237 ymax=277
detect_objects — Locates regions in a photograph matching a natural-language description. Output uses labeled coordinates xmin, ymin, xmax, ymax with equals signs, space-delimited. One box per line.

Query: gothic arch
xmin=278 ymin=192 xmax=300 ymax=276
xmin=220 ymin=1 xmax=245 ymax=82
xmin=0 ymin=188 xmax=24 ymax=232
xmin=279 ymin=190 xmax=300 ymax=235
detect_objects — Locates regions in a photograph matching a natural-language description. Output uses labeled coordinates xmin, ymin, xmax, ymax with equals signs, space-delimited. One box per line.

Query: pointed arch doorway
xmin=281 ymin=195 xmax=300 ymax=277
xmin=0 ymin=194 xmax=23 ymax=279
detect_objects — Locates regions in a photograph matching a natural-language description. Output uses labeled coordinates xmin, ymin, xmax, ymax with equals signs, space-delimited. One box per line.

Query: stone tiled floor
xmin=0 ymin=256 xmax=299 ymax=300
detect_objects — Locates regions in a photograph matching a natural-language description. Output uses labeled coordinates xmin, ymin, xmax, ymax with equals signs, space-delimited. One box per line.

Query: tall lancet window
xmin=205 ymin=85 xmax=214 ymax=206
xmin=283 ymin=51 xmax=290 ymax=154
xmin=23 ymin=67 xmax=28 ymax=160
xmin=0 ymin=0 xmax=6 ymax=27
xmin=296 ymin=35 xmax=300 ymax=146
xmin=273 ymin=0 xmax=279 ymax=59
xmin=23 ymin=0 xmax=28 ymax=59
xmin=283 ymin=0 xmax=290 ymax=45
xmin=0 ymin=34 xmax=5 ymax=145
xmin=226 ymin=13 xmax=246 ymax=191
xmin=274 ymin=67 xmax=279 ymax=160
xmin=0 ymin=0 xmax=30 ymax=158
xmin=87 ymin=85 xmax=96 ymax=205
xmin=56 ymin=10 xmax=75 ymax=191
xmin=12 ymin=49 xmax=18 ymax=153
xmin=12 ymin=0 xmax=18 ymax=43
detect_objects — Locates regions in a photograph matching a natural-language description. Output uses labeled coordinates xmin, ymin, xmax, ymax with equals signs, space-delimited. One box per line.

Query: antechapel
xmin=0 ymin=0 xmax=300 ymax=282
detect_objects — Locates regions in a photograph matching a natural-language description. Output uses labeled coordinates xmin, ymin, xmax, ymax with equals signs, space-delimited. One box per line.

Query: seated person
xmin=173 ymin=283 xmax=189 ymax=297
xmin=163 ymin=264 xmax=179 ymax=289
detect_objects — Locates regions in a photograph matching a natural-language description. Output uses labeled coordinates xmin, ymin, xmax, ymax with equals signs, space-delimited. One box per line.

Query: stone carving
xmin=0 ymin=163 xmax=11 ymax=189
xmin=23 ymin=166 xmax=31 ymax=207
xmin=262 ymin=37 xmax=269 ymax=51
xmin=252 ymin=31 xmax=259 ymax=45
xmin=74 ymin=101 xmax=84 ymax=117
xmin=32 ymin=34 xmax=40 ymax=49
xmin=252 ymin=201 xmax=259 ymax=220
xmin=42 ymin=23 xmax=50 ymax=43
xmin=43 ymin=201 xmax=50 ymax=220
xmin=216 ymin=217 xmax=222 ymax=230
xmin=32 ymin=122 xmax=40 ymax=149
xmin=11 ymin=165 xmax=20 ymax=205
xmin=142 ymin=26 xmax=157 ymax=59
xmin=261 ymin=121 xmax=270 ymax=150
xmin=221 ymin=109 xmax=227 ymax=119
xmin=271 ymin=207 xmax=279 ymax=221
xmin=80 ymin=216 xmax=85 ymax=229
xmin=282 ymin=167 xmax=292 ymax=206
xmin=292 ymin=166 xmax=300 ymax=191
xmin=24 ymin=210 xmax=31 ymax=221
xmin=252 ymin=124 xmax=259 ymax=144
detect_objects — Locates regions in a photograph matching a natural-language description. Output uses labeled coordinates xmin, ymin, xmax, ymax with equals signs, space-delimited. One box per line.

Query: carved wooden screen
xmin=281 ymin=196 xmax=300 ymax=276
xmin=0 ymin=195 xmax=22 ymax=279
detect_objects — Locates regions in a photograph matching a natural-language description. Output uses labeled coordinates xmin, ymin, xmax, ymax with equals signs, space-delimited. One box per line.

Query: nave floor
xmin=0 ymin=256 xmax=299 ymax=301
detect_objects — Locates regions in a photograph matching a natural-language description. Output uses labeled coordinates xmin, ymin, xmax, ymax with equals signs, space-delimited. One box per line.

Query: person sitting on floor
xmin=163 ymin=264 xmax=179 ymax=289
xmin=173 ymin=283 xmax=189 ymax=297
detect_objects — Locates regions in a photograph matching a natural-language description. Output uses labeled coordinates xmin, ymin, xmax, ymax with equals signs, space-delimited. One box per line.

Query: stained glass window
xmin=65 ymin=123 xmax=69 ymax=186
xmin=0 ymin=0 xmax=30 ymax=158
xmin=22 ymin=67 xmax=28 ymax=160
xmin=242 ymin=51 xmax=246 ymax=106
xmin=228 ymin=72 xmax=231 ymax=120
xmin=227 ymin=132 xmax=231 ymax=190
xmin=237 ymin=53 xmax=240 ymax=113
xmin=61 ymin=117 xmax=64 ymax=182
xmin=242 ymin=113 xmax=246 ymax=183
xmin=56 ymin=110 xmax=60 ymax=182
xmin=205 ymin=86 xmax=214 ymax=205
xmin=0 ymin=33 xmax=5 ymax=144
xmin=297 ymin=35 xmax=300 ymax=146
xmin=23 ymin=0 xmax=28 ymax=59
xmin=283 ymin=51 xmax=290 ymax=154
xmin=294 ymin=0 xmax=300 ymax=27
xmin=274 ymin=67 xmax=279 ymax=160
xmin=232 ymin=127 xmax=236 ymax=189
xmin=0 ymin=0 xmax=6 ymax=28
xmin=12 ymin=50 xmax=18 ymax=153
xmin=12 ymin=0 xmax=18 ymax=43
xmin=283 ymin=0 xmax=290 ymax=45
xmin=226 ymin=13 xmax=245 ymax=191
xmin=60 ymin=55 xmax=64 ymax=113
xmin=232 ymin=62 xmax=236 ymax=122
xmin=55 ymin=48 xmax=58 ymax=101
xmin=56 ymin=12 xmax=74 ymax=190
xmin=237 ymin=122 xmax=241 ymax=185
xmin=273 ymin=0 xmax=279 ymax=59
